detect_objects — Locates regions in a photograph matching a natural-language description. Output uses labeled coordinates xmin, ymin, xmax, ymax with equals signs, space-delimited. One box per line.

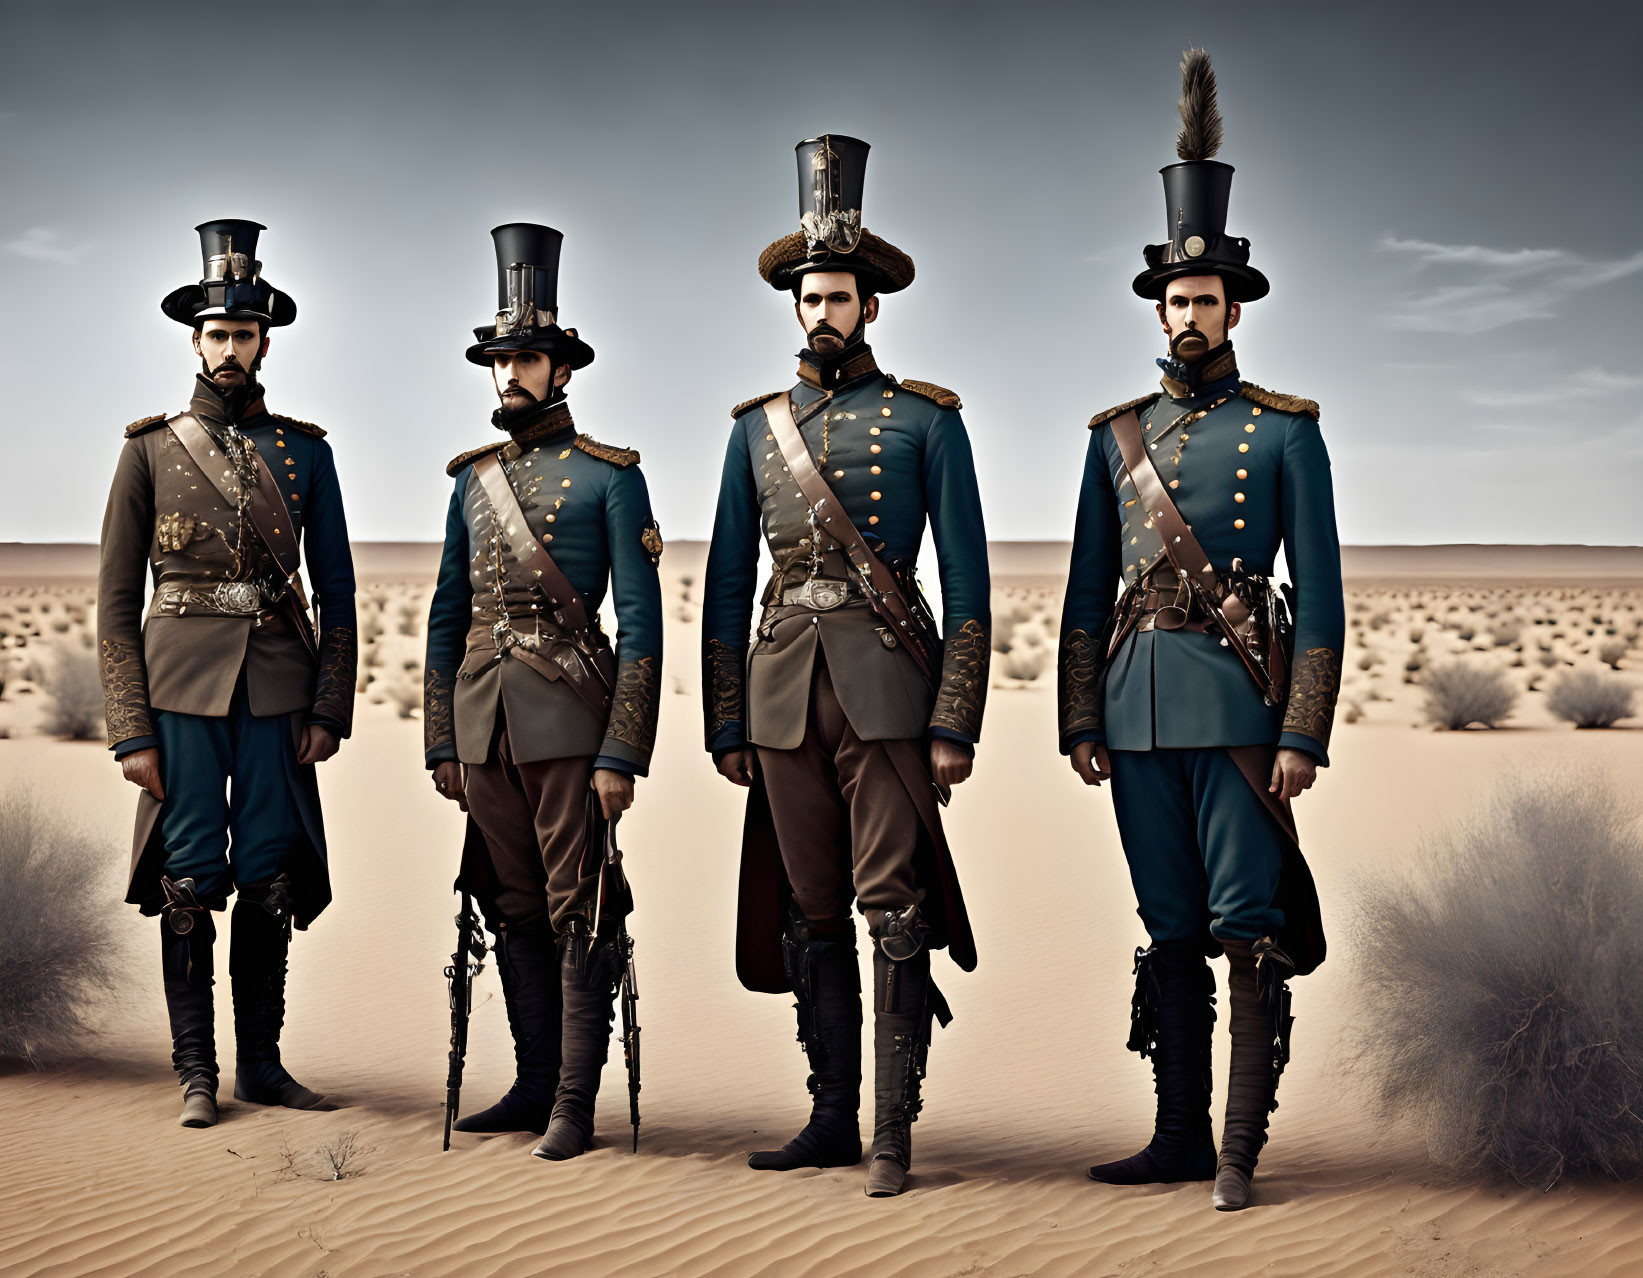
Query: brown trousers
xmin=755 ymin=658 xmax=923 ymax=928
xmin=464 ymin=723 xmax=595 ymax=930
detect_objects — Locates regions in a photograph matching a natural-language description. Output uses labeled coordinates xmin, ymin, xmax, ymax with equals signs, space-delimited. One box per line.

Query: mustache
xmin=1169 ymin=327 xmax=1211 ymax=360
xmin=211 ymin=358 xmax=245 ymax=375
xmin=807 ymin=322 xmax=846 ymax=346
xmin=501 ymin=383 xmax=538 ymax=402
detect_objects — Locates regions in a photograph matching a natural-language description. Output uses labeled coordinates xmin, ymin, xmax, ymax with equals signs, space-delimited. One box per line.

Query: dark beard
xmin=195 ymin=367 xmax=264 ymax=419
xmin=806 ymin=321 xmax=846 ymax=353
xmin=1169 ymin=327 xmax=1213 ymax=364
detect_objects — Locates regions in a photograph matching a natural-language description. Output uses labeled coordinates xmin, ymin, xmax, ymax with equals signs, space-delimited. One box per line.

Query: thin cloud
xmin=1463 ymin=367 xmax=1643 ymax=409
xmin=5 ymin=227 xmax=93 ymax=266
xmin=1377 ymin=234 xmax=1643 ymax=334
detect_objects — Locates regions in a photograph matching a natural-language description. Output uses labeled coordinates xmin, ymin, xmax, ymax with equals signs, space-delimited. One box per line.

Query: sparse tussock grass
xmin=1422 ymin=661 xmax=1518 ymax=729
xmin=1349 ymin=775 xmax=1643 ymax=1190
xmin=1546 ymin=672 xmax=1636 ymax=729
xmin=0 ymin=792 xmax=122 ymax=1064
xmin=39 ymin=644 xmax=104 ymax=739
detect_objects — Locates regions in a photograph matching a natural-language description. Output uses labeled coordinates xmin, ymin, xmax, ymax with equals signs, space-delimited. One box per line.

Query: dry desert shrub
xmin=39 ymin=644 xmax=105 ymax=740
xmin=1598 ymin=639 xmax=1629 ymax=669
xmin=1349 ymin=775 xmax=1643 ymax=1190
xmin=1546 ymin=672 xmax=1636 ymax=729
xmin=1421 ymin=662 xmax=1518 ymax=730
xmin=0 ymin=792 xmax=122 ymax=1064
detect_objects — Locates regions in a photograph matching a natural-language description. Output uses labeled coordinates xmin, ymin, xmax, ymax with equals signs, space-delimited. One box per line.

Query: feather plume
xmin=1175 ymin=48 xmax=1223 ymax=162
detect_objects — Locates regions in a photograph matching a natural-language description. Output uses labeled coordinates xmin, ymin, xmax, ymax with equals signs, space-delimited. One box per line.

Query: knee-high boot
xmin=864 ymin=916 xmax=951 ymax=1199
xmin=749 ymin=914 xmax=863 ymax=1171
xmin=1088 ymin=942 xmax=1217 ymax=1184
xmin=1213 ymin=936 xmax=1295 ymax=1211
xmin=230 ymin=878 xmax=329 ymax=1110
xmin=159 ymin=884 xmax=219 ymax=1128
xmin=533 ymin=920 xmax=617 ymax=1160
xmin=453 ymin=915 xmax=562 ymax=1135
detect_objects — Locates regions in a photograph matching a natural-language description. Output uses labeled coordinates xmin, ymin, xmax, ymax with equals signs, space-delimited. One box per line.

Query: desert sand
xmin=2 ymin=542 xmax=1641 ymax=1278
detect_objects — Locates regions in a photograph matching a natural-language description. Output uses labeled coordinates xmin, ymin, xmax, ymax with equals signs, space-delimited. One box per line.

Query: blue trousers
xmin=1106 ymin=747 xmax=1286 ymax=945
xmin=155 ymin=681 xmax=303 ymax=901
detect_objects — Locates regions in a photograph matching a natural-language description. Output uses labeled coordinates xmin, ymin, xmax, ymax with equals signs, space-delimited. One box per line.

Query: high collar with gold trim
xmin=1158 ymin=344 xmax=1240 ymax=403
xmin=492 ymin=398 xmax=575 ymax=448
xmin=795 ymin=345 xmax=880 ymax=393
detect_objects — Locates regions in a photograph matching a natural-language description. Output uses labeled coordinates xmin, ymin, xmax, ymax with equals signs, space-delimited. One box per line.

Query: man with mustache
xmin=98 ymin=220 xmax=357 ymax=1128
xmin=1059 ymin=51 xmax=1344 ymax=1211
xmin=703 ymin=136 xmax=990 ymax=1198
xmin=424 ymin=224 xmax=661 ymax=1160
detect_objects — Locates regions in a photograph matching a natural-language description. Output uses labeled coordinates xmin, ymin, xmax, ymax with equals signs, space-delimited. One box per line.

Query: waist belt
xmin=1130 ymin=578 xmax=1217 ymax=634
xmin=151 ymin=580 xmax=268 ymax=618
xmin=778 ymin=578 xmax=862 ymax=611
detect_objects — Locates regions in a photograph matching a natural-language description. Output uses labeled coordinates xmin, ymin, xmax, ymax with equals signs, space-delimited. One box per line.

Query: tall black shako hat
xmin=758 ymin=134 xmax=914 ymax=296
xmin=1132 ymin=50 xmax=1270 ymax=304
xmin=160 ymin=219 xmax=297 ymax=328
xmin=465 ymin=223 xmax=594 ymax=369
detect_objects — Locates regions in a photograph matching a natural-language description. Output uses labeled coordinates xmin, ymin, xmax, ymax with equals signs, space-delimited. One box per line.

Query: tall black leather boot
xmin=864 ymin=908 xmax=951 ymax=1199
xmin=230 ymin=878 xmax=330 ymax=1110
xmin=533 ymin=920 xmax=617 ymax=1161
xmin=453 ymin=916 xmax=562 ymax=1135
xmin=1089 ymin=942 xmax=1218 ymax=1185
xmin=1213 ymin=936 xmax=1295 ymax=1211
xmin=159 ymin=880 xmax=219 ymax=1128
xmin=748 ymin=914 xmax=863 ymax=1171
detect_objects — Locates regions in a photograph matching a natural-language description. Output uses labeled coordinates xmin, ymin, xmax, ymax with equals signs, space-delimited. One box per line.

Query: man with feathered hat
xmin=424 ymin=223 xmax=662 ymax=1161
xmin=1058 ymin=52 xmax=1345 ymax=1210
xmin=98 ymin=219 xmax=357 ymax=1128
xmin=702 ymin=136 xmax=991 ymax=1198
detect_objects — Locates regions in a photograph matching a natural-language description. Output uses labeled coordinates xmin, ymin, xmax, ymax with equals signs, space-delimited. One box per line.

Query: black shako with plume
xmin=1132 ymin=48 xmax=1269 ymax=303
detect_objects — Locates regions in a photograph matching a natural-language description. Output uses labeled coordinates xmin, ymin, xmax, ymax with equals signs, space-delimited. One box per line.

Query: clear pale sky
xmin=2 ymin=1 xmax=1639 ymax=545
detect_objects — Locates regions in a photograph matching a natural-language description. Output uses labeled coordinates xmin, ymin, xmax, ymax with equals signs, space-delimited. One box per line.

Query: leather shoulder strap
xmin=1107 ymin=408 xmax=1217 ymax=594
xmin=762 ymin=393 xmax=936 ymax=684
xmin=168 ymin=414 xmax=300 ymax=581
xmin=470 ymin=451 xmax=591 ymax=634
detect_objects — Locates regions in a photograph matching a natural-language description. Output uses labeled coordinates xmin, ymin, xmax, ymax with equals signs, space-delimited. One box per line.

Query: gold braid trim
xmin=100 ymin=637 xmax=152 ymax=747
xmin=703 ymin=638 xmax=745 ymax=743
xmin=446 ymin=441 xmax=506 ymax=477
xmin=311 ymin=626 xmax=358 ymax=735
xmin=896 ymin=379 xmax=962 ymax=410
xmin=756 ymin=228 xmax=916 ymax=292
xmin=929 ymin=618 xmax=990 ymax=740
xmin=731 ymin=391 xmax=784 ymax=420
xmin=605 ymin=655 xmax=660 ymax=761
xmin=573 ymin=433 xmax=641 ymax=468
xmin=1057 ymin=628 xmax=1103 ymax=745
xmin=1282 ymin=647 xmax=1341 ymax=751
xmin=424 ymin=664 xmax=455 ymax=756
xmin=1088 ymin=393 xmax=1160 ymax=430
xmin=269 ymin=413 xmax=327 ymax=438
xmin=124 ymin=413 xmax=167 ymax=438
xmin=1239 ymin=383 xmax=1320 ymax=419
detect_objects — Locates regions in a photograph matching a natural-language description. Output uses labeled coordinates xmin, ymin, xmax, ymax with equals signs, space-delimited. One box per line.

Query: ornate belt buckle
xmin=802 ymin=579 xmax=848 ymax=610
xmin=212 ymin=581 xmax=260 ymax=615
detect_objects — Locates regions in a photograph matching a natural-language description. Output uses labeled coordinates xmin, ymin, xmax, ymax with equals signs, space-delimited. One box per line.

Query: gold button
xmin=1238 ymin=443 xmax=1249 ymax=453
xmin=870 ymin=465 xmax=881 ymax=475
xmin=1236 ymin=468 xmax=1248 ymax=479
xmin=883 ymin=390 xmax=894 ymax=398
xmin=870 ymin=444 xmax=882 ymax=453
xmin=1234 ymin=492 xmax=1245 ymax=503
xmin=276 ymin=441 xmax=286 ymax=448
xmin=561 ymin=478 xmax=572 ymax=488
xmin=544 ymin=533 xmax=553 ymax=542
xmin=1244 ymin=424 xmax=1256 ymax=433
xmin=881 ymin=407 xmax=891 ymax=417
xmin=1180 ymin=433 xmax=1189 ymax=442
xmin=276 ymin=428 xmax=284 ymax=435
xmin=833 ymin=469 xmax=845 ymax=478
xmin=1234 ymin=518 xmax=1245 ymax=530
xmin=1168 ymin=479 xmax=1179 ymax=489
xmin=870 ymin=426 xmax=881 ymax=435
xmin=1251 ymin=406 xmax=1262 ymax=415
xmin=290 ymin=493 xmax=299 ymax=501
xmin=868 ymin=515 xmax=879 ymax=525
xmin=560 ymin=449 xmax=572 ymax=459
xmin=870 ymin=491 xmax=882 ymax=500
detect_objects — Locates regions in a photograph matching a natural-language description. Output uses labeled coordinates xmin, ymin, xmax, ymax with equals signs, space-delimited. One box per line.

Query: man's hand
xmin=298 ymin=725 xmax=340 ymax=766
xmin=432 ymin=761 xmax=467 ymax=811
xmin=1070 ymin=741 xmax=1113 ymax=787
xmin=930 ymin=739 xmax=973 ymax=790
xmin=716 ymin=749 xmax=755 ymax=787
xmin=592 ymin=768 xmax=635 ymax=820
xmin=1270 ymin=748 xmax=1318 ymax=802
xmin=121 ymin=747 xmax=165 ymax=800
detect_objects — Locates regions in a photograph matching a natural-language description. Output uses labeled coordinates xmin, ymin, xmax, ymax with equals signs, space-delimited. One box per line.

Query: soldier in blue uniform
xmin=703 ymin=136 xmax=991 ymax=1198
xmin=98 ymin=220 xmax=357 ymax=1128
xmin=1059 ymin=52 xmax=1344 ymax=1211
xmin=425 ymin=224 xmax=662 ymax=1161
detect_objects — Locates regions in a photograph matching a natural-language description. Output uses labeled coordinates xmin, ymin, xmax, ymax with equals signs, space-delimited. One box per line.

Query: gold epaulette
xmin=125 ymin=413 xmax=168 ymax=437
xmin=1239 ymin=383 xmax=1320 ymax=419
xmin=573 ymin=433 xmax=640 ymax=467
xmin=1088 ymin=393 xmax=1160 ymax=429
xmin=270 ymin=413 xmax=327 ymax=438
xmin=446 ymin=441 xmax=507 ymax=477
xmin=896 ymin=378 xmax=962 ymax=410
xmin=731 ymin=391 xmax=784 ymax=419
